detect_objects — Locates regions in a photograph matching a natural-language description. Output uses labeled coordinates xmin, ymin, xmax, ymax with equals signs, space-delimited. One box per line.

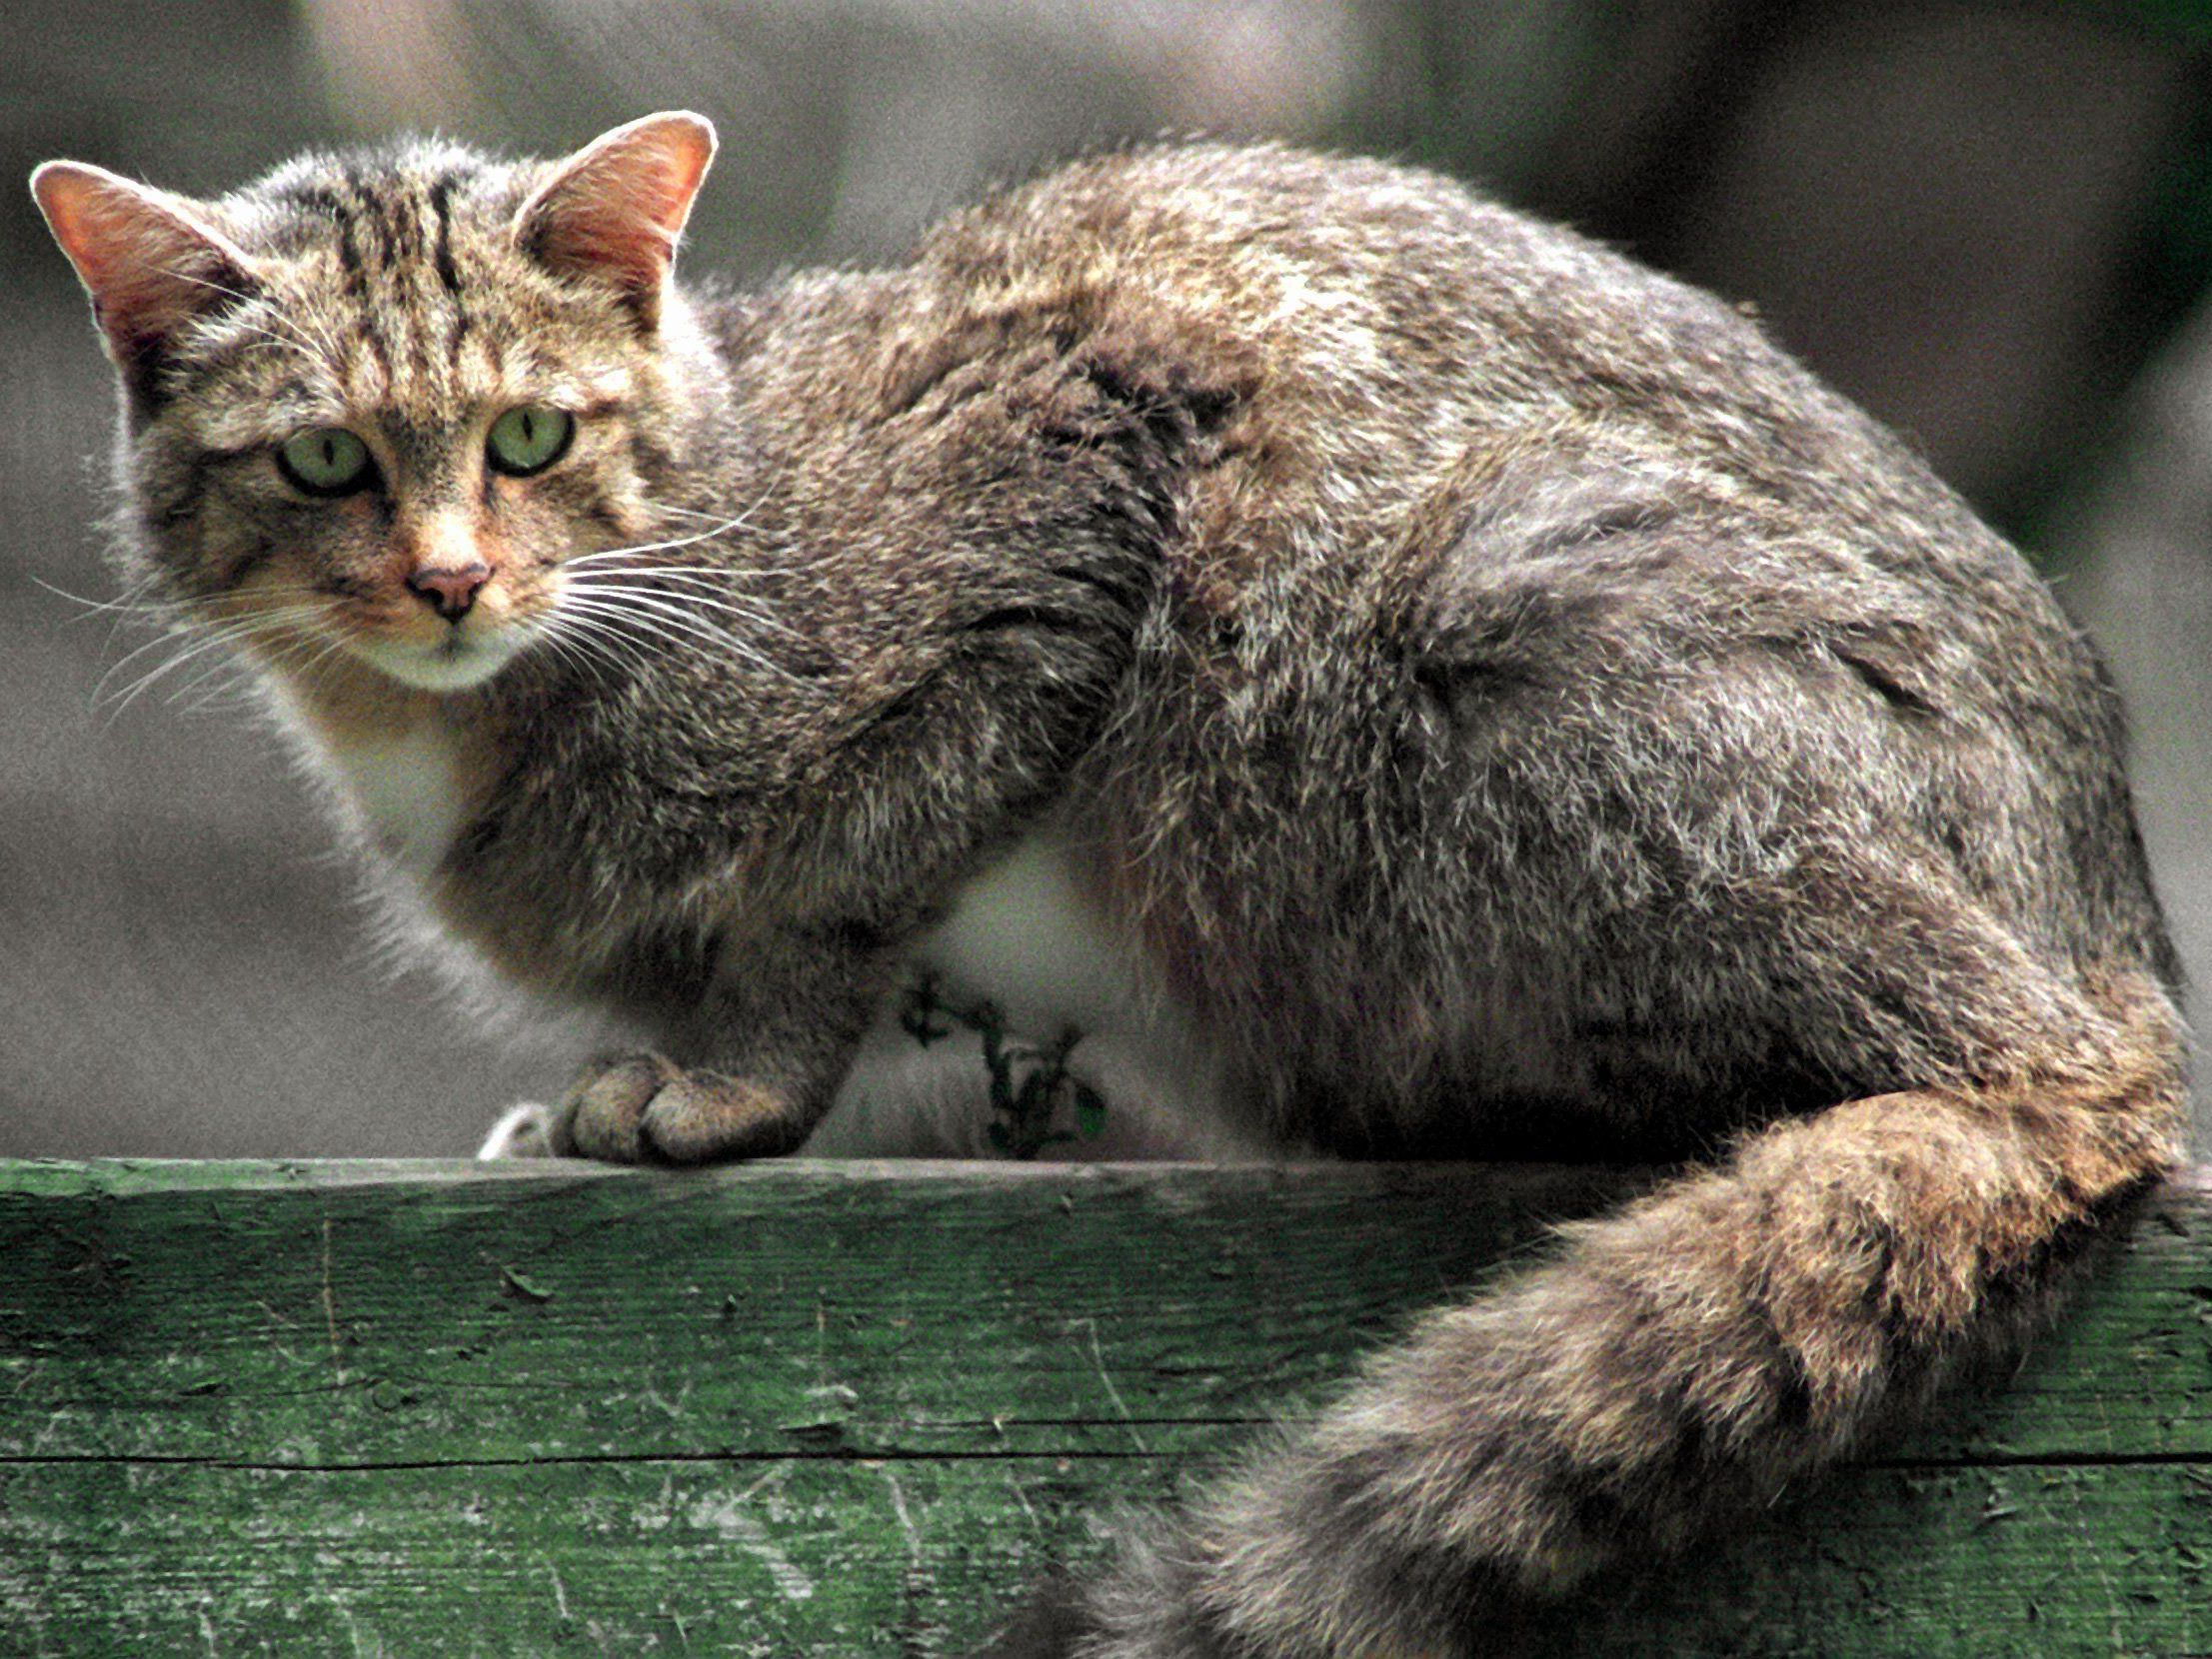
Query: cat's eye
xmin=277 ymin=427 xmax=373 ymax=496
xmin=486 ymin=406 xmax=574 ymax=477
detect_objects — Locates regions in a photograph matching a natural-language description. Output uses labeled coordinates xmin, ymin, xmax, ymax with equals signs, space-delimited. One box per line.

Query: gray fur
xmin=33 ymin=125 xmax=2187 ymax=1655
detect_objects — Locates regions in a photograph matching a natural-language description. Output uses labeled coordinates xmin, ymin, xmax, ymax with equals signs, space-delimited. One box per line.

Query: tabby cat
xmin=33 ymin=113 xmax=2186 ymax=1656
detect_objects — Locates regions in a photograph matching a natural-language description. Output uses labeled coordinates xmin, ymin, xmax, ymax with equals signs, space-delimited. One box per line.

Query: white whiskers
xmin=92 ymin=598 xmax=333 ymax=725
xmin=546 ymin=500 xmax=818 ymax=681
xmin=549 ymin=583 xmax=797 ymax=682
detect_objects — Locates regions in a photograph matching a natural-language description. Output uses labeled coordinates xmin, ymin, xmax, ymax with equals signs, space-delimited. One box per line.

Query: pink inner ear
xmin=33 ymin=163 xmax=253 ymax=370
xmin=515 ymin=113 xmax=717 ymax=306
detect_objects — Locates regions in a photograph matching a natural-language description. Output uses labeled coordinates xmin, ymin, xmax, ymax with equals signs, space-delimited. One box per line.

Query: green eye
xmin=277 ymin=427 xmax=373 ymax=495
xmin=486 ymin=405 xmax=574 ymax=477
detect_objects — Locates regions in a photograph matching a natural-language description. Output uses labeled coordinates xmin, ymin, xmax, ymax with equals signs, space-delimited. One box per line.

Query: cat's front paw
xmin=552 ymin=1052 xmax=812 ymax=1164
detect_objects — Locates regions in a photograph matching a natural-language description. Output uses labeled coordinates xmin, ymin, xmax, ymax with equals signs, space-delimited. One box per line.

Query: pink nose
xmin=407 ymin=562 xmax=491 ymax=620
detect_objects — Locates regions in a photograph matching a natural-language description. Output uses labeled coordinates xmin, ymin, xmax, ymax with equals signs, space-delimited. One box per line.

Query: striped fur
xmin=35 ymin=121 xmax=2188 ymax=1655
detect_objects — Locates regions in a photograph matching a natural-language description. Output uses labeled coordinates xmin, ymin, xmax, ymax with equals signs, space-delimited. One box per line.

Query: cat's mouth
xmin=346 ymin=615 xmax=536 ymax=694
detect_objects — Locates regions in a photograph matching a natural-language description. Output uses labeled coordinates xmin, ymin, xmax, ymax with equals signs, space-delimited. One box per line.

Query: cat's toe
xmin=637 ymin=1070 xmax=811 ymax=1163
xmin=557 ymin=1052 xmax=676 ymax=1162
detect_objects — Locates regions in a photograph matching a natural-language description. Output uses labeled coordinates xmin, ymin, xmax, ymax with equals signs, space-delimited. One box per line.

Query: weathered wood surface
xmin=0 ymin=1158 xmax=2205 ymax=1657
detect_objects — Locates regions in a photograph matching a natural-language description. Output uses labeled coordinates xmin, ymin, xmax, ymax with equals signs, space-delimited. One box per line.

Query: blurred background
xmin=2 ymin=0 xmax=2208 ymax=1156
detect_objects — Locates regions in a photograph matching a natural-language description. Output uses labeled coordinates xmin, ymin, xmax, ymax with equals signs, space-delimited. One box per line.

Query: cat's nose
xmin=407 ymin=562 xmax=491 ymax=620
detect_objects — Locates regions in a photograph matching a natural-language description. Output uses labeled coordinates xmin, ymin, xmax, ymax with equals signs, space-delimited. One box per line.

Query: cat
xmin=33 ymin=112 xmax=2187 ymax=1656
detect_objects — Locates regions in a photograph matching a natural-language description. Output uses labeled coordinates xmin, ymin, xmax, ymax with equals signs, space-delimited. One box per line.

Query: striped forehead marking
xmin=280 ymin=167 xmax=490 ymax=411
xmin=426 ymin=173 xmax=465 ymax=300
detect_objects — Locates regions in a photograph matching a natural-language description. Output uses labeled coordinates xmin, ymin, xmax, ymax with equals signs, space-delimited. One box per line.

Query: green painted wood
xmin=0 ymin=1159 xmax=2205 ymax=1656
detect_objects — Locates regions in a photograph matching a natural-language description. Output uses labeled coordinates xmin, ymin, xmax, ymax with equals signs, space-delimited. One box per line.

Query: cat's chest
xmin=314 ymin=719 xmax=476 ymax=876
xmin=810 ymin=829 xmax=1270 ymax=1159
xmin=910 ymin=832 xmax=1151 ymax=1041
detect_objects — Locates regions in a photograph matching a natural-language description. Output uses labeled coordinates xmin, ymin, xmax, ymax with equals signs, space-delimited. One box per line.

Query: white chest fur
xmin=913 ymin=831 xmax=1150 ymax=1041
xmin=311 ymin=718 xmax=472 ymax=876
xmin=810 ymin=830 xmax=1271 ymax=1160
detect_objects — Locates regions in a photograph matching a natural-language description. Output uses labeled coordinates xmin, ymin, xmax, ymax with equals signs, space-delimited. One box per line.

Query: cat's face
xmin=33 ymin=113 xmax=721 ymax=697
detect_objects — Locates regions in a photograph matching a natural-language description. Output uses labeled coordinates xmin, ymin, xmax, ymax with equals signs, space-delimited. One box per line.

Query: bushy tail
xmin=992 ymin=966 xmax=2187 ymax=1658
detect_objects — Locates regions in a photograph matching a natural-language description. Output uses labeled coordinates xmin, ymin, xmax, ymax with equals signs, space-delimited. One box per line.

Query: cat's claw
xmin=475 ymin=1101 xmax=557 ymax=1159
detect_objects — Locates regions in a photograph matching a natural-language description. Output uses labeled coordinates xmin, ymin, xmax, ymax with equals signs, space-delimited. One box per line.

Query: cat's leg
xmin=986 ymin=947 xmax=2185 ymax=1657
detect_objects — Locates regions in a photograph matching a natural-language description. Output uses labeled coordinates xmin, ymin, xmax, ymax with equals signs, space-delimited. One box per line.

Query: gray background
xmin=3 ymin=0 xmax=2207 ymax=1156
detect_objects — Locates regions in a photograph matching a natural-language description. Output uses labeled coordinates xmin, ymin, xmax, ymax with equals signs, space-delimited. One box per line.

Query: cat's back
xmin=920 ymin=149 xmax=1853 ymax=439
xmin=895 ymin=143 xmax=2015 ymax=595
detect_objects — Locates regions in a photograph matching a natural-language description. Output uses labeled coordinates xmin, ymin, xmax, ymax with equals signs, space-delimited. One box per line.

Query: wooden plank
xmin=7 ymin=1454 xmax=2207 ymax=1656
xmin=0 ymin=1159 xmax=2205 ymax=1655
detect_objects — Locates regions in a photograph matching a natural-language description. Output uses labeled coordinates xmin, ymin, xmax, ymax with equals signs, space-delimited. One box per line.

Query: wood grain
xmin=2 ymin=1159 xmax=2205 ymax=1655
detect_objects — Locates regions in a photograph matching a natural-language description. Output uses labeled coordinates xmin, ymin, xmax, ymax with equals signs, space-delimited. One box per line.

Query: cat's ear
xmin=513 ymin=112 xmax=718 ymax=327
xmin=31 ymin=161 xmax=260 ymax=400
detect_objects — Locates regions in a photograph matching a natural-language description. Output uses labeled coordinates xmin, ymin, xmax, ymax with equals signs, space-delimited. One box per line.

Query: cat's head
xmin=32 ymin=112 xmax=723 ymax=696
